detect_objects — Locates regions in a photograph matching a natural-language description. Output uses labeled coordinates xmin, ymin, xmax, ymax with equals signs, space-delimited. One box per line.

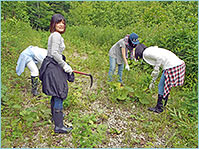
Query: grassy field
xmin=1 ymin=19 xmax=198 ymax=148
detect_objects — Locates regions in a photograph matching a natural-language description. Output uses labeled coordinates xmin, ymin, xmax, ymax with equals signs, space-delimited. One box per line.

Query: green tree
xmin=26 ymin=2 xmax=53 ymax=31
xmin=1 ymin=1 xmax=29 ymax=22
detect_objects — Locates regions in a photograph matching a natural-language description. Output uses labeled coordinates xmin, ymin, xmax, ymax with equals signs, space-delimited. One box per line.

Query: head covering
xmin=135 ymin=43 xmax=147 ymax=60
xmin=129 ymin=33 xmax=139 ymax=44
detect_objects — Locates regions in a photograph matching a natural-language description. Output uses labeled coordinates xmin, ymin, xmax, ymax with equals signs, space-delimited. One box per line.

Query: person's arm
xmin=50 ymin=33 xmax=66 ymax=67
xmin=50 ymin=33 xmax=73 ymax=74
xmin=149 ymin=59 xmax=161 ymax=90
xmin=122 ymin=47 xmax=130 ymax=71
xmin=122 ymin=47 xmax=128 ymax=65
xmin=144 ymin=50 xmax=162 ymax=90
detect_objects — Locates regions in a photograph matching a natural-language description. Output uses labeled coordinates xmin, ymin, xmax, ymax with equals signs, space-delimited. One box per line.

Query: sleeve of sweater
xmin=50 ymin=33 xmax=66 ymax=67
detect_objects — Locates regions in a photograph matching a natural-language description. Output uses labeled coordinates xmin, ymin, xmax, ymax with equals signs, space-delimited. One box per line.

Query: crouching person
xmin=16 ymin=46 xmax=47 ymax=96
xmin=133 ymin=44 xmax=186 ymax=113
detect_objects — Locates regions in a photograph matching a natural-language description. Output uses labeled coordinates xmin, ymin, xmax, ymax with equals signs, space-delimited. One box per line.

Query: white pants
xmin=26 ymin=60 xmax=39 ymax=76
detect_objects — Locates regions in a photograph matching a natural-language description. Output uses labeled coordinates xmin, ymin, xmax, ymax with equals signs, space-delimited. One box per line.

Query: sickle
xmin=73 ymin=70 xmax=93 ymax=88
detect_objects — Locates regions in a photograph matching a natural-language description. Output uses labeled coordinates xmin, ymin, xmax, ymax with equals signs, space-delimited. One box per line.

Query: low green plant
xmin=166 ymin=86 xmax=198 ymax=147
xmin=68 ymin=113 xmax=107 ymax=148
xmin=1 ymin=7 xmax=198 ymax=147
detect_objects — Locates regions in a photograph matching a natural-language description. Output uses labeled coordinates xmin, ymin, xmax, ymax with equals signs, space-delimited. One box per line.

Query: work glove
xmin=151 ymin=67 xmax=159 ymax=82
xmin=63 ymin=63 xmax=73 ymax=75
xmin=125 ymin=64 xmax=130 ymax=71
xmin=149 ymin=81 xmax=155 ymax=90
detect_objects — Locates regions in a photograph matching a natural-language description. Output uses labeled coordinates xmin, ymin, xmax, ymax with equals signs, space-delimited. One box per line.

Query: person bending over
xmin=133 ymin=43 xmax=185 ymax=113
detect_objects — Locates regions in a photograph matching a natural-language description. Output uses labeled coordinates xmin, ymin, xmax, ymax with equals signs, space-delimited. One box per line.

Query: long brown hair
xmin=50 ymin=14 xmax=66 ymax=34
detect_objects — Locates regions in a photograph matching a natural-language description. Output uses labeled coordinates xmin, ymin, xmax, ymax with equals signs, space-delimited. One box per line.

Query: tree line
xmin=2 ymin=1 xmax=197 ymax=29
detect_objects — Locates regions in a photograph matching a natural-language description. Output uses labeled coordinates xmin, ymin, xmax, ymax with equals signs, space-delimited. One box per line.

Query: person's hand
xmin=149 ymin=82 xmax=155 ymax=90
xmin=151 ymin=69 xmax=159 ymax=77
xmin=63 ymin=63 xmax=73 ymax=75
xmin=125 ymin=64 xmax=130 ymax=71
xmin=151 ymin=69 xmax=159 ymax=81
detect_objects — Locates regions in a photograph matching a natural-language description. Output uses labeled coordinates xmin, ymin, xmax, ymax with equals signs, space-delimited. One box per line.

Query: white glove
xmin=63 ymin=63 xmax=73 ymax=74
xmin=151 ymin=68 xmax=159 ymax=81
xmin=125 ymin=64 xmax=130 ymax=71
xmin=149 ymin=82 xmax=155 ymax=90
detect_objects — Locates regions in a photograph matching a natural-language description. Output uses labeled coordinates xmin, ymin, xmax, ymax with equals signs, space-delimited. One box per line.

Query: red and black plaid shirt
xmin=163 ymin=62 xmax=186 ymax=98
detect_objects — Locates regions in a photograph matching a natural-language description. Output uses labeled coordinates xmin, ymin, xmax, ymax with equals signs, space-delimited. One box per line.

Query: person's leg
xmin=118 ymin=63 xmax=124 ymax=83
xmin=158 ymin=71 xmax=166 ymax=96
xmin=27 ymin=60 xmax=39 ymax=96
xmin=53 ymin=96 xmax=72 ymax=133
xmin=36 ymin=61 xmax=42 ymax=70
xmin=50 ymin=97 xmax=55 ymax=122
xmin=148 ymin=71 xmax=165 ymax=113
xmin=53 ymin=97 xmax=63 ymax=110
xmin=27 ymin=60 xmax=39 ymax=77
xmin=51 ymin=96 xmax=65 ymax=123
xmin=158 ymin=70 xmax=169 ymax=106
xmin=108 ymin=56 xmax=116 ymax=82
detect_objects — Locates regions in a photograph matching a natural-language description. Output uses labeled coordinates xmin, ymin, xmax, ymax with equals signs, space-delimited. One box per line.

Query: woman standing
xmin=39 ymin=14 xmax=74 ymax=133
xmin=108 ymin=32 xmax=139 ymax=85
xmin=133 ymin=44 xmax=185 ymax=113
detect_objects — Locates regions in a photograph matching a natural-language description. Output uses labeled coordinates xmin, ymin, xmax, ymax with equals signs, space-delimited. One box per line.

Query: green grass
xmin=1 ymin=20 xmax=198 ymax=148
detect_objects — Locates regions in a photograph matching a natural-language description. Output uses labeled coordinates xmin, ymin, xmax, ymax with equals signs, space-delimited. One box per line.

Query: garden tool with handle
xmin=73 ymin=70 xmax=93 ymax=88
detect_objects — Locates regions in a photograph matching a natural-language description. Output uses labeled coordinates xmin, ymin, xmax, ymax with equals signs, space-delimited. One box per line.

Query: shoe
xmin=53 ymin=109 xmax=72 ymax=133
xmin=31 ymin=76 xmax=39 ymax=96
xmin=148 ymin=94 xmax=163 ymax=113
xmin=54 ymin=125 xmax=73 ymax=133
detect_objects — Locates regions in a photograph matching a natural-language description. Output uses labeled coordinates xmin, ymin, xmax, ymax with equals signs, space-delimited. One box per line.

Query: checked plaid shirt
xmin=163 ymin=62 xmax=186 ymax=98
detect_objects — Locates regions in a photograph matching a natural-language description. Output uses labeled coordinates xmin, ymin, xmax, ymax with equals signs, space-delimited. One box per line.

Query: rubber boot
xmin=53 ymin=109 xmax=72 ymax=133
xmin=163 ymin=94 xmax=169 ymax=106
xmin=31 ymin=76 xmax=39 ymax=96
xmin=148 ymin=94 xmax=163 ymax=113
xmin=51 ymin=97 xmax=55 ymax=123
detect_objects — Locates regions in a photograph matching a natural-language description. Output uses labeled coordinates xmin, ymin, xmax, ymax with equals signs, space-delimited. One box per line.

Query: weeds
xmin=1 ymin=19 xmax=198 ymax=148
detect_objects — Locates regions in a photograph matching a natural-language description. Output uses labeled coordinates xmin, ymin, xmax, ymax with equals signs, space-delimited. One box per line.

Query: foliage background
xmin=1 ymin=1 xmax=198 ymax=148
